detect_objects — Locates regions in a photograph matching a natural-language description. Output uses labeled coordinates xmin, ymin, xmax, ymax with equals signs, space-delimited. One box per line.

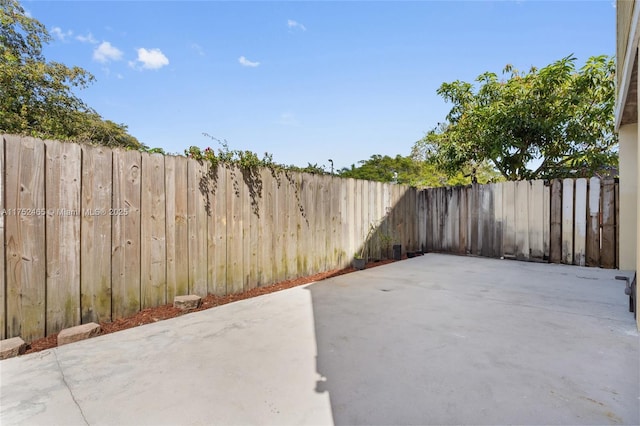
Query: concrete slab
xmin=0 ymin=254 xmax=638 ymax=425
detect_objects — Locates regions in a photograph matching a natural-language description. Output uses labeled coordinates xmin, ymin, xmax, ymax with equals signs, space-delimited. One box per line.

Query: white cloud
xmin=135 ymin=48 xmax=170 ymax=70
xmin=51 ymin=27 xmax=73 ymax=41
xmin=239 ymin=56 xmax=260 ymax=67
xmin=190 ymin=43 xmax=205 ymax=57
xmin=76 ymin=32 xmax=98 ymax=44
xmin=93 ymin=41 xmax=123 ymax=63
xmin=287 ymin=19 xmax=306 ymax=31
xmin=279 ymin=112 xmax=299 ymax=126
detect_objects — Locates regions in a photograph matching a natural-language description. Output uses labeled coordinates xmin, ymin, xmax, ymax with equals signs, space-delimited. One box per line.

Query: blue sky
xmin=25 ymin=0 xmax=615 ymax=171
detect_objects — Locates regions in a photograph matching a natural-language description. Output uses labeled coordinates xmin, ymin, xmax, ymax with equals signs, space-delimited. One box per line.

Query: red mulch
xmin=24 ymin=258 xmax=399 ymax=355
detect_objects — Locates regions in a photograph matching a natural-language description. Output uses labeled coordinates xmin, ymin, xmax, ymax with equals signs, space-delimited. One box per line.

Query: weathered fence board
xmin=214 ymin=166 xmax=228 ymax=294
xmin=586 ymin=177 xmax=601 ymax=266
xmin=141 ymin=153 xmax=166 ymax=308
xmin=573 ymin=178 xmax=588 ymax=266
xmin=502 ymin=181 xmax=516 ymax=257
xmin=549 ymin=179 xmax=563 ymax=263
xmin=45 ymin=139 xmax=81 ymax=333
xmin=561 ymin=178 xmax=575 ymax=264
xmin=331 ymin=176 xmax=343 ymax=266
xmin=80 ymin=144 xmax=112 ymax=324
xmin=187 ymin=160 xmax=208 ymax=296
xmin=528 ymin=180 xmax=545 ymax=260
xmin=226 ymin=167 xmax=244 ymax=293
xmin=285 ymin=175 xmax=298 ymax=280
xmin=209 ymin=167 xmax=219 ymax=294
xmin=543 ymin=182 xmax=551 ymax=261
xmin=111 ymin=149 xmax=141 ymax=319
xmin=5 ymin=136 xmax=46 ymax=341
xmin=601 ymin=179 xmax=616 ymax=269
xmin=165 ymin=155 xmax=189 ymax=302
xmin=242 ymin=171 xmax=253 ymax=290
xmin=514 ymin=181 xmax=530 ymax=260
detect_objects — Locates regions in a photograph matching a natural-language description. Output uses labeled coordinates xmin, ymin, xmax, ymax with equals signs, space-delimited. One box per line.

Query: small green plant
xmin=378 ymin=231 xmax=393 ymax=259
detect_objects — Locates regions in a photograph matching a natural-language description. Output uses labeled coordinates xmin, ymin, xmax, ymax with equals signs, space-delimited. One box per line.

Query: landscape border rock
xmin=57 ymin=323 xmax=101 ymax=346
xmin=0 ymin=337 xmax=27 ymax=360
xmin=174 ymin=295 xmax=202 ymax=311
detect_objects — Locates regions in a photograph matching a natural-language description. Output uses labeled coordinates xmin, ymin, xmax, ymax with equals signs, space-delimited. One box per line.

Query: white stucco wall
xmin=619 ymin=123 xmax=638 ymax=270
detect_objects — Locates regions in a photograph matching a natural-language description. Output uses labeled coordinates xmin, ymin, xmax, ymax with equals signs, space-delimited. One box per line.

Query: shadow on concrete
xmin=305 ymin=254 xmax=639 ymax=425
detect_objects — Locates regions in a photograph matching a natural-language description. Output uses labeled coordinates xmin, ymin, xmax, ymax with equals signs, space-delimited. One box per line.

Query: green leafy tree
xmin=338 ymin=154 xmax=500 ymax=187
xmin=0 ymin=0 xmax=143 ymax=149
xmin=413 ymin=55 xmax=618 ymax=181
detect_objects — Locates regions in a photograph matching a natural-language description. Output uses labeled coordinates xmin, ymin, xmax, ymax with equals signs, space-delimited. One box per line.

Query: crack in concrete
xmin=53 ymin=350 xmax=90 ymax=425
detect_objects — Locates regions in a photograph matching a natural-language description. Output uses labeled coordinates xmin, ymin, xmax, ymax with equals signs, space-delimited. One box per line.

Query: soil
xmin=24 ymin=258 xmax=400 ymax=355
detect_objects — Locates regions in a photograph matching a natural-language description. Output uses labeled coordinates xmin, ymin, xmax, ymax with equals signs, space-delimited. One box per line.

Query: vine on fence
xmin=185 ymin=133 xmax=317 ymax=220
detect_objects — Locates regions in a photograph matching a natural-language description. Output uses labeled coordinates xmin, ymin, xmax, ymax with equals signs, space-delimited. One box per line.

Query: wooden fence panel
xmin=515 ymin=181 xmax=530 ymax=260
xmin=206 ymin=165 xmax=218 ymax=295
xmin=141 ymin=153 xmax=166 ymax=308
xmin=242 ymin=171 xmax=253 ymax=290
xmin=80 ymin=144 xmax=112 ymax=324
xmin=296 ymin=174 xmax=309 ymax=276
xmin=368 ymin=181 xmax=380 ymax=260
xmin=573 ymin=178 xmax=588 ymax=266
xmin=502 ymin=182 xmax=516 ymax=257
xmin=468 ymin=185 xmax=479 ymax=255
xmin=284 ymin=175 xmax=297 ymax=279
xmin=543 ymin=181 xmax=551 ymax=261
xmin=5 ymin=136 xmax=46 ymax=341
xmin=0 ymin=137 xmax=5 ymax=339
xmin=255 ymin=169 xmax=271 ymax=287
xmin=601 ymin=179 xmax=616 ymax=268
xmin=45 ymin=139 xmax=81 ymax=333
xmin=528 ymin=180 xmax=545 ymax=260
xmin=111 ymin=149 xmax=141 ymax=319
xmin=319 ymin=175 xmax=331 ymax=270
xmin=226 ymin=166 xmax=244 ymax=293
xmin=492 ymin=183 xmax=503 ymax=257
xmin=165 ymin=155 xmax=189 ymax=302
xmin=549 ymin=179 xmax=563 ymax=263
xmin=418 ymin=189 xmax=426 ymax=252
xmin=214 ymin=166 xmax=228 ymax=294
xmin=299 ymin=173 xmax=312 ymax=274
xmin=187 ymin=160 xmax=208 ymax=296
xmin=458 ymin=187 xmax=468 ymax=255
xmin=561 ymin=179 xmax=575 ymax=264
xmin=333 ymin=176 xmax=344 ymax=266
xmin=272 ymin=172 xmax=285 ymax=282
xmin=480 ymin=185 xmax=494 ymax=257
xmin=449 ymin=188 xmax=460 ymax=253
xmin=586 ymin=177 xmax=601 ymax=266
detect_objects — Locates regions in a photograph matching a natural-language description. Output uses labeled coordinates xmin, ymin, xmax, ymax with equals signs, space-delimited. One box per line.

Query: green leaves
xmin=416 ymin=54 xmax=618 ymax=181
xmin=0 ymin=0 xmax=143 ymax=150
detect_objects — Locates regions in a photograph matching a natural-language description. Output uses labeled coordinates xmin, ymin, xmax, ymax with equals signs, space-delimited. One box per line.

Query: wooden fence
xmin=0 ymin=135 xmax=620 ymax=342
xmin=418 ymin=179 xmax=619 ymax=268
xmin=0 ymin=135 xmax=419 ymax=342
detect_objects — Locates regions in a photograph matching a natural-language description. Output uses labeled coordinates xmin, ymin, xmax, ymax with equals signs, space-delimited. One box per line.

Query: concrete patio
xmin=1 ymin=254 xmax=638 ymax=425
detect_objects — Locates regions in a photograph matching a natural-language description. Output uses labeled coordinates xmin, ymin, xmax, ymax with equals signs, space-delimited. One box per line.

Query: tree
xmin=338 ymin=154 xmax=500 ymax=187
xmin=0 ymin=0 xmax=143 ymax=149
xmin=413 ymin=55 xmax=618 ymax=181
